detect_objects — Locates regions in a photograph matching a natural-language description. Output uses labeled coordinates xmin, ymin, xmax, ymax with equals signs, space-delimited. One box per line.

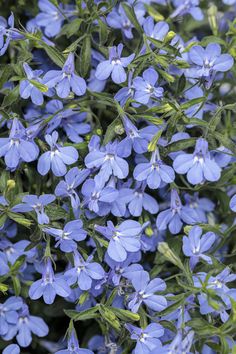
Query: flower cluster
xmin=1 ymin=0 xmax=236 ymax=353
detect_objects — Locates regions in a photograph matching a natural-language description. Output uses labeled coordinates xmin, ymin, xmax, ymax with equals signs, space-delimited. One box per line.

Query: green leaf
xmin=12 ymin=276 xmax=21 ymax=296
xmin=59 ymin=18 xmax=83 ymax=38
xmin=7 ymin=212 xmax=32 ymax=227
xmin=10 ymin=255 xmax=26 ymax=273
xmin=2 ymin=85 xmax=19 ymax=107
xmin=122 ymin=3 xmax=143 ymax=33
xmin=64 ymin=306 xmax=99 ymax=321
xmin=29 ymin=80 xmax=48 ymax=92
xmin=80 ymin=35 xmax=91 ymax=77
xmin=99 ymin=305 xmax=121 ymax=331
xmin=45 ymin=204 xmax=67 ymax=220
xmin=111 ymin=308 xmax=140 ymax=322
xmin=166 ymin=138 xmax=197 ymax=153
xmin=148 ymin=129 xmax=163 ymax=152
xmin=158 ymin=242 xmax=185 ymax=271
xmin=98 ymin=18 xmax=108 ymax=45
xmin=0 ymin=65 xmax=13 ymax=89
xmin=103 ymin=117 xmax=121 ymax=144
xmin=0 ymin=282 xmax=8 ymax=293
xmin=180 ymin=97 xmax=205 ymax=110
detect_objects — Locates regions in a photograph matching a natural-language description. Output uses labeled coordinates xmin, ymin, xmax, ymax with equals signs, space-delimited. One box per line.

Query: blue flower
xmin=182 ymin=225 xmax=216 ymax=269
xmin=43 ymin=53 xmax=87 ymax=98
xmin=156 ymin=189 xmax=198 ymax=234
xmin=171 ymin=0 xmax=204 ymax=21
xmin=95 ymin=220 xmax=142 ymax=262
xmin=95 ymin=43 xmax=135 ymax=84
xmin=142 ymin=17 xmax=169 ymax=53
xmin=128 ymin=270 xmax=167 ymax=313
xmin=0 ymin=118 xmax=39 ymax=169
xmin=173 ymin=138 xmax=221 ymax=185
xmin=37 ymin=131 xmax=78 ymax=176
xmin=55 ymin=329 xmax=93 ymax=354
xmin=43 ymin=220 xmax=87 ymax=253
xmin=188 ymin=43 xmax=234 ymax=83
xmin=82 ymin=176 xmax=119 ymax=216
xmin=29 ymin=258 xmax=71 ymax=304
xmin=3 ymin=344 xmax=20 ymax=354
xmin=19 ymin=63 xmax=48 ymax=106
xmin=12 ymin=194 xmax=55 ymax=224
xmin=117 ymin=117 xmax=158 ymax=157
xmin=183 ymin=192 xmax=215 ymax=223
xmin=3 ymin=303 xmax=49 ymax=348
xmin=65 ymin=252 xmax=105 ymax=291
xmin=125 ymin=182 xmax=159 ymax=217
xmin=133 ymin=68 xmax=164 ymax=105
xmin=55 ymin=167 xmax=90 ymax=209
xmin=35 ymin=0 xmax=73 ymax=37
xmin=85 ymin=138 xmax=129 ymax=183
xmin=0 ymin=251 xmax=9 ymax=275
xmin=126 ymin=323 xmax=164 ymax=354
xmin=44 ymin=100 xmax=91 ymax=142
xmin=0 ymin=13 xmax=23 ymax=56
xmin=107 ymin=4 xmax=145 ymax=39
xmin=134 ymin=149 xmax=175 ymax=189
xmin=0 ymin=297 xmax=23 ymax=336
xmin=230 ymin=194 xmax=236 ymax=212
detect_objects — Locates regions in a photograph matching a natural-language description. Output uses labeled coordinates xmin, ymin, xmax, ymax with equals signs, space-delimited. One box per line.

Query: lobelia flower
xmin=81 ymin=175 xmax=119 ymax=216
xmin=0 ymin=251 xmax=9 ymax=275
xmin=134 ymin=148 xmax=175 ymax=189
xmin=125 ymin=181 xmax=159 ymax=217
xmin=182 ymin=225 xmax=216 ymax=269
xmin=126 ymin=323 xmax=164 ymax=354
xmin=0 ymin=13 xmax=23 ymax=56
xmin=35 ymin=0 xmax=73 ymax=37
xmin=107 ymin=4 xmax=145 ymax=39
xmin=156 ymin=189 xmax=198 ymax=234
xmin=37 ymin=131 xmax=78 ymax=176
xmin=173 ymin=138 xmax=222 ymax=185
xmin=44 ymin=100 xmax=90 ymax=142
xmin=95 ymin=220 xmax=143 ymax=262
xmin=3 ymin=344 xmax=20 ymax=354
xmin=114 ymin=71 xmax=135 ymax=106
xmin=0 ymin=297 xmax=23 ymax=336
xmin=65 ymin=252 xmax=105 ymax=291
xmin=85 ymin=139 xmax=129 ymax=182
xmin=3 ymin=303 xmax=49 ymax=347
xmin=133 ymin=68 xmax=164 ymax=105
xmin=55 ymin=329 xmax=93 ymax=354
xmin=157 ymin=330 xmax=195 ymax=354
xmin=187 ymin=43 xmax=234 ymax=85
xmin=0 ymin=118 xmax=39 ymax=169
xmin=128 ymin=270 xmax=167 ymax=313
xmin=29 ymin=258 xmax=71 ymax=304
xmin=171 ymin=0 xmax=204 ymax=21
xmin=95 ymin=43 xmax=135 ymax=84
xmin=19 ymin=63 xmax=48 ymax=106
xmin=183 ymin=192 xmax=215 ymax=223
xmin=193 ymin=269 xmax=236 ymax=322
xmin=55 ymin=167 xmax=90 ymax=209
xmin=0 ymin=239 xmax=36 ymax=265
xmin=43 ymin=220 xmax=87 ymax=253
xmin=117 ymin=116 xmax=159 ymax=157
xmin=141 ymin=17 xmax=169 ymax=53
xmin=12 ymin=194 xmax=55 ymax=224
xmin=43 ymin=53 xmax=86 ymax=98
xmin=230 ymin=194 xmax=236 ymax=212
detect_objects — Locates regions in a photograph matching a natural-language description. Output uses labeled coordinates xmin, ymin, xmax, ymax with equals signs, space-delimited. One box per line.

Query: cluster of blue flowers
xmin=1 ymin=0 xmax=236 ymax=353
